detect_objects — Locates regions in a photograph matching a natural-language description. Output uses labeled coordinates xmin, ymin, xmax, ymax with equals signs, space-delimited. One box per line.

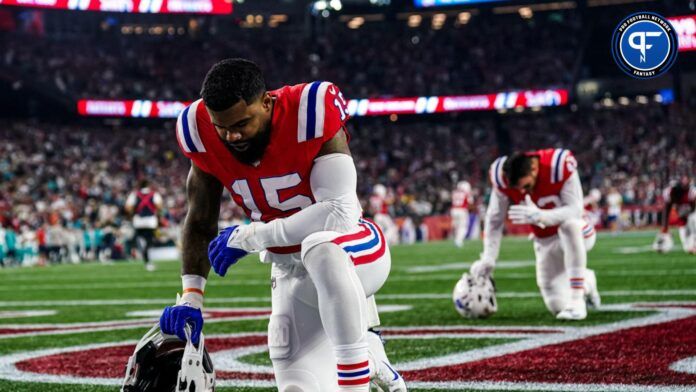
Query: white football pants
xmin=533 ymin=219 xmax=597 ymax=315
xmin=451 ymin=208 xmax=469 ymax=247
xmin=268 ymin=225 xmax=391 ymax=391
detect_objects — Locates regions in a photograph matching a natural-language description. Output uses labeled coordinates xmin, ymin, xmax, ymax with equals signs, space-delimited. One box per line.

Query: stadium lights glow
xmin=457 ymin=12 xmax=471 ymax=25
xmin=432 ymin=13 xmax=446 ymax=29
xmin=618 ymin=97 xmax=630 ymax=106
xmin=268 ymin=14 xmax=288 ymax=28
xmin=408 ymin=14 xmax=422 ymax=28
xmin=314 ymin=1 xmax=328 ymax=11
xmin=636 ymin=95 xmax=648 ymax=104
xmin=348 ymin=17 xmax=365 ymax=29
xmin=519 ymin=7 xmax=533 ymax=19
xmin=654 ymin=94 xmax=663 ymax=103
xmin=330 ymin=0 xmax=343 ymax=11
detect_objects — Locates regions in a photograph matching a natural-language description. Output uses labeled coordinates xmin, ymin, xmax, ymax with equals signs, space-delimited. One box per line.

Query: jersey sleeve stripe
xmin=305 ymin=81 xmax=322 ymax=140
xmin=491 ymin=156 xmax=507 ymax=188
xmin=297 ymin=83 xmax=312 ymax=142
xmin=186 ymin=100 xmax=206 ymax=153
xmin=313 ymin=82 xmax=331 ymax=140
xmin=551 ymin=149 xmax=565 ymax=183
xmin=298 ymin=81 xmax=328 ymax=142
xmin=175 ymin=110 xmax=188 ymax=152
xmin=558 ymin=149 xmax=569 ymax=183
xmin=180 ymin=105 xmax=198 ymax=153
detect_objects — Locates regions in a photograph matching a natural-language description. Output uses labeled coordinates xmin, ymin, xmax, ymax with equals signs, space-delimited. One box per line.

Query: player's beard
xmin=226 ymin=122 xmax=272 ymax=166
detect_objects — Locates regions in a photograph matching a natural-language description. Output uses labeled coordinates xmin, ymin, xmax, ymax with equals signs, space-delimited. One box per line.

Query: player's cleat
xmin=556 ymin=298 xmax=587 ymax=321
xmin=584 ymin=269 xmax=601 ymax=309
xmin=367 ymin=330 xmax=407 ymax=392
xmin=369 ymin=354 xmax=407 ymax=392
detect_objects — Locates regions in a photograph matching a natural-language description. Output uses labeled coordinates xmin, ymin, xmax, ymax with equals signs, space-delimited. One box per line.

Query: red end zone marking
xmin=0 ymin=328 xmax=56 ymax=336
xmin=15 ymin=336 xmax=270 ymax=378
xmin=634 ymin=304 xmax=696 ymax=310
xmin=403 ymin=315 xmax=696 ymax=385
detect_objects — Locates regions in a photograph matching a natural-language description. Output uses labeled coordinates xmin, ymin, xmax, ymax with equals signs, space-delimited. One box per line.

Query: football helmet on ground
xmin=121 ymin=324 xmax=215 ymax=392
xmin=452 ymin=273 xmax=497 ymax=319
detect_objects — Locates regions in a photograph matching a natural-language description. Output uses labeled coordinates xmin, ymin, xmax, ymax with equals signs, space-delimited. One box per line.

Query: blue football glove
xmin=208 ymin=225 xmax=248 ymax=277
xmin=159 ymin=303 xmax=203 ymax=345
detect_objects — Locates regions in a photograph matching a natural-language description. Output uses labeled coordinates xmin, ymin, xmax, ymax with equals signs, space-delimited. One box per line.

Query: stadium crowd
xmin=1 ymin=102 xmax=693 ymax=265
xmin=0 ymin=11 xmax=580 ymax=99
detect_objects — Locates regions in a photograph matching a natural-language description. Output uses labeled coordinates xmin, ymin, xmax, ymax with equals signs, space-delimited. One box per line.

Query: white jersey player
xmin=606 ymin=187 xmax=622 ymax=233
xmin=451 ymin=181 xmax=474 ymax=248
xmin=370 ymin=184 xmax=399 ymax=245
xmin=469 ymin=149 xmax=600 ymax=320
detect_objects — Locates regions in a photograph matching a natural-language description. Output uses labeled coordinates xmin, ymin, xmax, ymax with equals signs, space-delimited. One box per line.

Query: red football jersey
xmin=175 ymin=81 xmax=350 ymax=252
xmin=369 ymin=195 xmax=388 ymax=215
xmin=451 ymin=189 xmax=471 ymax=209
xmin=489 ymin=148 xmax=577 ymax=238
xmin=663 ymin=184 xmax=696 ymax=225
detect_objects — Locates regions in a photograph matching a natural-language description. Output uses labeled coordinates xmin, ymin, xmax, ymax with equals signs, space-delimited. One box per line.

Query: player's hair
xmin=503 ymin=153 xmax=534 ymax=187
xmin=200 ymin=58 xmax=266 ymax=111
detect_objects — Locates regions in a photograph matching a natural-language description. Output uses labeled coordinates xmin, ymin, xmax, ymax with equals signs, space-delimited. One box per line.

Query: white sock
xmin=559 ymin=219 xmax=587 ymax=304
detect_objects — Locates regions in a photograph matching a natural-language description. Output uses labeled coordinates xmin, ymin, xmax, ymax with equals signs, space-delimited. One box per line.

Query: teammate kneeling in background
xmin=464 ymin=149 xmax=600 ymax=320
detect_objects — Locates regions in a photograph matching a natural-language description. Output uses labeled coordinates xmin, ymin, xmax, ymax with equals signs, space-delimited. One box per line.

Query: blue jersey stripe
xmin=553 ymin=149 xmax=565 ymax=183
xmin=337 ymin=368 xmax=370 ymax=378
xmin=305 ymin=81 xmax=322 ymax=140
xmin=494 ymin=158 xmax=503 ymax=188
xmin=343 ymin=222 xmax=380 ymax=253
xmin=181 ymin=106 xmax=198 ymax=153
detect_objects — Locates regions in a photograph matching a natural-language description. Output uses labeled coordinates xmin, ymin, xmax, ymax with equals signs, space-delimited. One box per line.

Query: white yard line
xmin=407 ymin=381 xmax=696 ymax=392
xmin=1 ymin=289 xmax=696 ymax=308
xmin=406 ymin=260 xmax=535 ymax=273
xmin=0 ymin=279 xmax=270 ymax=291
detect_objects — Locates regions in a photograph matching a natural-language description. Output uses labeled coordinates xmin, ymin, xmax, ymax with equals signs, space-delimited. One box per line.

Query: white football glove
xmin=508 ymin=195 xmax=547 ymax=229
xmin=470 ymin=257 xmax=495 ymax=278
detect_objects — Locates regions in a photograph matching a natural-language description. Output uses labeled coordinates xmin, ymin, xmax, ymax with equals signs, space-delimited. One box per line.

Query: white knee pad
xmin=268 ymin=314 xmax=293 ymax=361
xmin=536 ymin=268 xmax=569 ymax=316
xmin=276 ymin=369 xmax=322 ymax=392
xmin=538 ymin=285 xmax=567 ymax=315
xmin=270 ymin=292 xmax=338 ymax=391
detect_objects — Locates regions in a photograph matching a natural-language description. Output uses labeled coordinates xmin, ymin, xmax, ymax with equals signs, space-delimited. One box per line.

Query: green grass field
xmin=0 ymin=230 xmax=694 ymax=392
